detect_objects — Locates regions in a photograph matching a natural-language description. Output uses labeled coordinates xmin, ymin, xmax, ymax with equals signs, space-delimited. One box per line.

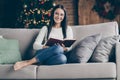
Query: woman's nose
xmin=58 ymin=14 xmax=61 ymax=18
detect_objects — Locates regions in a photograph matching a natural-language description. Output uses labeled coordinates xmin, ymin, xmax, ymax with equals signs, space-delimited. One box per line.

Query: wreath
xmin=92 ymin=0 xmax=120 ymax=20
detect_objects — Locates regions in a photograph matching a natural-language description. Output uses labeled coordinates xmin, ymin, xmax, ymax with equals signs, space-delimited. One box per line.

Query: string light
xmin=24 ymin=4 xmax=27 ymax=8
xmin=37 ymin=10 xmax=41 ymax=14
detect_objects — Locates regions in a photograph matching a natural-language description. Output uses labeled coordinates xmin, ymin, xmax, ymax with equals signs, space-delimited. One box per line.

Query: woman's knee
xmin=58 ymin=54 xmax=67 ymax=64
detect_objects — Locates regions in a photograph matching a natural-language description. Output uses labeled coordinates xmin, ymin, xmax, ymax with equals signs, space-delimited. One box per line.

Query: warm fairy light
xmin=24 ymin=4 xmax=27 ymax=8
xmin=53 ymin=2 xmax=56 ymax=6
xmin=38 ymin=10 xmax=40 ymax=14
xmin=33 ymin=20 xmax=37 ymax=24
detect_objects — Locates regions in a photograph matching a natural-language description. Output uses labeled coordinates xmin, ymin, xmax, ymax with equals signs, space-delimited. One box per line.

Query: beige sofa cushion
xmin=37 ymin=63 xmax=116 ymax=79
xmin=0 ymin=64 xmax=37 ymax=79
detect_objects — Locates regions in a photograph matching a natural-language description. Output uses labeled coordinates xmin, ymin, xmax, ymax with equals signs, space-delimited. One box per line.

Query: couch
xmin=0 ymin=21 xmax=119 ymax=80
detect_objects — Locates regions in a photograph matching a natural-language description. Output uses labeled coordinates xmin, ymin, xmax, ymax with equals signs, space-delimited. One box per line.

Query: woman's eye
xmin=55 ymin=12 xmax=59 ymax=15
xmin=60 ymin=14 xmax=64 ymax=16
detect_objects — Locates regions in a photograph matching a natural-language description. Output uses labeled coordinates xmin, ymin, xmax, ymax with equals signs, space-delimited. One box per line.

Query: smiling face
xmin=53 ymin=8 xmax=65 ymax=25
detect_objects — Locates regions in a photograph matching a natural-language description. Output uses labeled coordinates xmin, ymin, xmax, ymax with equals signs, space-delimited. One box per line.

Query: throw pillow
xmin=67 ymin=34 xmax=101 ymax=63
xmin=0 ymin=38 xmax=22 ymax=64
xmin=90 ymin=35 xmax=120 ymax=62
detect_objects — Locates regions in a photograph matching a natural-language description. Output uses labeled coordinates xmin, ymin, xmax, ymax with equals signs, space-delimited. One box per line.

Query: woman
xmin=14 ymin=4 xmax=73 ymax=70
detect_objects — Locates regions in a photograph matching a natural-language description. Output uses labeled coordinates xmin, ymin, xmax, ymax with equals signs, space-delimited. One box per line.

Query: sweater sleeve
xmin=65 ymin=26 xmax=74 ymax=51
xmin=66 ymin=26 xmax=73 ymax=39
xmin=33 ymin=26 xmax=47 ymax=50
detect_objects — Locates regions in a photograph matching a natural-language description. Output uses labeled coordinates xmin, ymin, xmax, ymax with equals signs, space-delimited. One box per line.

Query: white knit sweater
xmin=33 ymin=26 xmax=73 ymax=50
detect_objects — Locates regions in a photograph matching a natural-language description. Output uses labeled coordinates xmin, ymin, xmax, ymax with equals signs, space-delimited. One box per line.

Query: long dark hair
xmin=47 ymin=4 xmax=67 ymax=39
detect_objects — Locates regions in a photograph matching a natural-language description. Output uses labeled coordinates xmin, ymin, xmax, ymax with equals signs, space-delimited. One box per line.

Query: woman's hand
xmin=42 ymin=46 xmax=49 ymax=49
xmin=61 ymin=44 xmax=68 ymax=51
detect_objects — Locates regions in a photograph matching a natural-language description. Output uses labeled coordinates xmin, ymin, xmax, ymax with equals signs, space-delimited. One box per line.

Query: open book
xmin=45 ymin=38 xmax=76 ymax=47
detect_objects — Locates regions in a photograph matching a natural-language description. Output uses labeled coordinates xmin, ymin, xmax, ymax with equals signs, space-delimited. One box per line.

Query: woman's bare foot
xmin=14 ymin=58 xmax=37 ymax=70
xmin=14 ymin=61 xmax=29 ymax=70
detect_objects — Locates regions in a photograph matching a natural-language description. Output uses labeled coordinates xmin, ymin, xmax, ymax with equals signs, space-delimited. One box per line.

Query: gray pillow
xmin=68 ymin=34 xmax=101 ymax=63
xmin=90 ymin=35 xmax=120 ymax=62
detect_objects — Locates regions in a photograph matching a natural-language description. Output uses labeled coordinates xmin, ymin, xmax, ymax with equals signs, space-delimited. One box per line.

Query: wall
xmin=54 ymin=0 xmax=78 ymax=25
xmin=0 ymin=0 xmax=4 ymax=27
xmin=0 ymin=0 xmax=20 ymax=28
xmin=78 ymin=0 xmax=120 ymax=25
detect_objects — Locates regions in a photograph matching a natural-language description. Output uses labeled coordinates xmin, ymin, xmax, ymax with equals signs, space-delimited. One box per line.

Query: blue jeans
xmin=35 ymin=44 xmax=67 ymax=65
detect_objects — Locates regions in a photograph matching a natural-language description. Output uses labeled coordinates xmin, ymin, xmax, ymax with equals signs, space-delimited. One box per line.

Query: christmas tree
xmin=16 ymin=0 xmax=55 ymax=28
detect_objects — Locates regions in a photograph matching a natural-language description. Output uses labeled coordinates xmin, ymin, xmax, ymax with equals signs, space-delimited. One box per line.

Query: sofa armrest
xmin=115 ymin=42 xmax=120 ymax=80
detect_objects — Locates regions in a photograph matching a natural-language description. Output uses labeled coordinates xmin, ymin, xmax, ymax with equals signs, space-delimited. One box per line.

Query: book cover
xmin=45 ymin=38 xmax=76 ymax=47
